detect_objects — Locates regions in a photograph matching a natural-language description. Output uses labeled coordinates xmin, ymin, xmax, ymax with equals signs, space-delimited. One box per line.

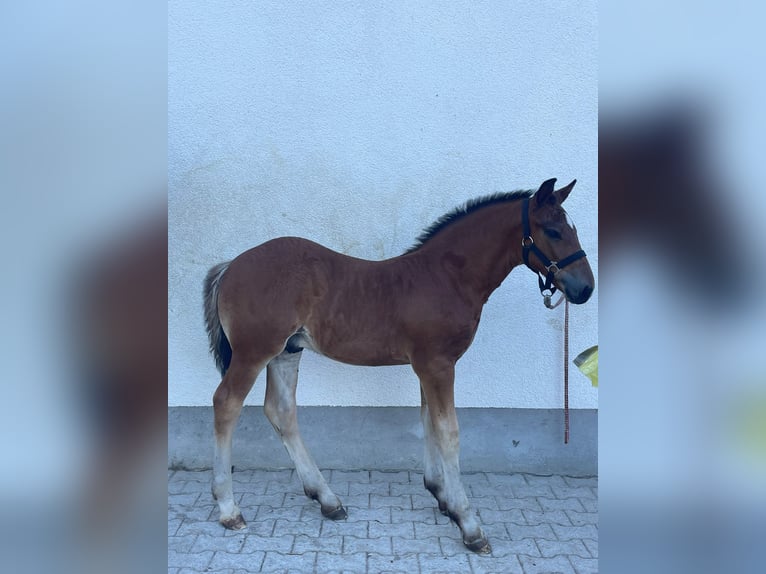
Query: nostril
xmin=580 ymin=285 xmax=593 ymax=301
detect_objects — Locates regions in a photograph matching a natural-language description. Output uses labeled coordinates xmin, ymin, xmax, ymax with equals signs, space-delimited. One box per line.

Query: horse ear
xmin=535 ymin=178 xmax=557 ymax=206
xmin=555 ymin=179 xmax=577 ymax=204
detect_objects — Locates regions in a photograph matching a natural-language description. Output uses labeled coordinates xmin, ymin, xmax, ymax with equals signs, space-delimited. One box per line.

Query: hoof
xmin=464 ymin=536 xmax=492 ymax=554
xmin=220 ymin=513 xmax=247 ymax=530
xmin=321 ymin=505 xmax=348 ymax=520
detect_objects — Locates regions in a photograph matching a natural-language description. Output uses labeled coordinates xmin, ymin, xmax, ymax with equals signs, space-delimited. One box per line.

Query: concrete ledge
xmin=169 ymin=406 xmax=596 ymax=476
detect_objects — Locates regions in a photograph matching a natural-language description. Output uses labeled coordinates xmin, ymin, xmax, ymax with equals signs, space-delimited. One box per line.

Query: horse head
xmin=523 ymin=178 xmax=595 ymax=304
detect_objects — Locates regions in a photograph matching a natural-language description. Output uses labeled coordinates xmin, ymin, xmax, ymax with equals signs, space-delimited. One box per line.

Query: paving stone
xmin=168 ymin=548 xmax=213 ymax=569
xmin=506 ymin=523 xmax=557 ymax=541
xmin=579 ymin=498 xmax=598 ymax=513
xmin=257 ymin=505 xmax=307 ymax=522
xmin=478 ymin=508 xmax=526 ymax=525
xmin=226 ymin=517 xmax=276 ymax=537
xmin=523 ymin=509 xmax=572 ymax=526
xmin=168 ymin=469 xmax=598 ymax=574
xmin=348 ymin=480 xmax=389 ymax=496
xmin=390 ymin=481 xmax=428 ymax=496
xmin=411 ymin=493 xmax=439 ymax=510
xmin=469 ymin=552 xmax=524 ymax=574
xmin=176 ymin=519 xmax=229 ymax=538
xmin=230 ymin=470 xmax=255 ymax=483
xmin=240 ymin=492 xmax=287 ymax=508
xmin=414 ymin=520 xmax=460 ymax=539
xmin=168 ymin=535 xmax=197 ymax=553
xmin=371 ymin=470 xmax=410 ymax=483
xmin=368 ymin=552 xmax=419 ymax=574
xmin=566 ymin=510 xmax=598 ymax=526
xmin=272 ymin=518 xmax=321 ymax=538
xmin=336 ymin=494 xmax=371 ymax=509
xmin=169 ymin=480 xmax=188 ymax=494
xmin=486 ymin=473 xmax=527 ymax=488
xmin=343 ymin=505 xmax=391 ymax=523
xmin=538 ymin=497 xmax=586 ymax=512
xmin=343 ymin=534 xmax=393 ymax=554
xmin=321 ymin=518 xmax=369 ymax=538
xmin=495 ymin=496 xmax=543 ymax=511
xmin=316 ymin=550 xmax=365 ymax=573
xmin=241 ymin=534 xmax=295 ymax=553
xmin=330 ymin=470 xmax=370 ymax=483
xmin=562 ymin=476 xmax=598 ymax=489
xmin=172 ymin=504 xmax=216 ymax=522
xmin=291 ymin=533 xmax=343 ymax=554
xmin=568 ymin=555 xmax=599 ymax=574
xmin=517 ymin=554 xmax=576 ymax=574
xmin=169 ymin=492 xmax=201 ymax=507
xmin=418 ymin=551 xmax=471 ymax=573
xmin=173 ymin=470 xmax=209 ymax=482
xmin=525 ymin=474 xmax=569 ymax=488
xmin=190 ymin=533 xmax=245 ymax=553
xmin=261 ymin=551 xmax=315 ymax=572
xmin=393 ymin=535 xmax=440 ymax=555
xmin=551 ymin=486 xmax=596 ymax=499
xmin=208 ymin=550 xmax=265 ymax=571
xmin=393 ymin=507 xmax=438 ymax=524
xmin=536 ymin=538 xmax=590 ymax=558
xmin=462 ymin=472 xmax=491 ymax=487
xmin=583 ymin=538 xmax=598 ymax=558
xmin=470 ymin=495 xmax=501 ymax=511
xmin=550 ymin=524 xmax=598 ymax=541
xmin=512 ymin=484 xmax=555 ymax=498
xmin=254 ymin=469 xmax=294 ymax=483
xmin=368 ymin=520 xmax=414 ymax=539
xmin=370 ymin=494 xmax=412 ymax=508
xmin=477 ymin=537 xmax=540 ymax=558
xmin=181 ymin=479 xmax=213 ymax=493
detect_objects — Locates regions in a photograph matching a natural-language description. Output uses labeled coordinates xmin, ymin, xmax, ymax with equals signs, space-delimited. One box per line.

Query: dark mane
xmin=404 ymin=189 xmax=533 ymax=254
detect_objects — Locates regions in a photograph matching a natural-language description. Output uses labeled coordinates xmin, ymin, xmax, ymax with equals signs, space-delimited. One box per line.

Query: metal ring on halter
xmin=521 ymin=236 xmax=534 ymax=247
xmin=546 ymin=262 xmax=560 ymax=274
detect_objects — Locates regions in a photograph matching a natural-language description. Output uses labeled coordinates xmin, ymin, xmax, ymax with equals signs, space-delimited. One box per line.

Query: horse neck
xmin=415 ymin=201 xmax=525 ymax=304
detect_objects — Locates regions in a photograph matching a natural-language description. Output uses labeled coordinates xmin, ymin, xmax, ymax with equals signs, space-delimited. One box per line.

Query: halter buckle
xmin=521 ymin=236 xmax=534 ymax=248
xmin=546 ymin=262 xmax=560 ymax=274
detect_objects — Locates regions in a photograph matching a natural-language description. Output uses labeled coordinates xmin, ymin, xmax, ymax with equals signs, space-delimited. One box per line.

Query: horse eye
xmin=544 ymin=228 xmax=562 ymax=240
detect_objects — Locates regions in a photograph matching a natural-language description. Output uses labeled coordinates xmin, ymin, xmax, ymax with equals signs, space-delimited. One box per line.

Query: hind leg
xmin=264 ymin=351 xmax=346 ymax=520
xmin=212 ymin=356 xmax=266 ymax=529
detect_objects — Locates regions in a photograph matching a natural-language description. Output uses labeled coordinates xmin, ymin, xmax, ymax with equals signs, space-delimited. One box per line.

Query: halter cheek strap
xmin=521 ymin=198 xmax=587 ymax=297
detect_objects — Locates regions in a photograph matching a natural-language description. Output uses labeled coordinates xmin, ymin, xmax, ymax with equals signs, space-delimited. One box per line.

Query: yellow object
xmin=574 ymin=345 xmax=598 ymax=387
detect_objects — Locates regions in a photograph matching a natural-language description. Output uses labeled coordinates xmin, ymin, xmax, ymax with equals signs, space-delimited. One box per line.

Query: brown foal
xmin=203 ymin=178 xmax=594 ymax=553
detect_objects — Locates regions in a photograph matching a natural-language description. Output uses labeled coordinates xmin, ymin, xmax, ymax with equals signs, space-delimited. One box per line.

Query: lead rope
xmin=544 ymin=293 xmax=569 ymax=444
xmin=564 ymin=299 xmax=570 ymax=444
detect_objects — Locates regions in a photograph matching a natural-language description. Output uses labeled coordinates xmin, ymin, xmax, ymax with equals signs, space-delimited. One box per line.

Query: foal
xmin=203 ymin=178 xmax=594 ymax=553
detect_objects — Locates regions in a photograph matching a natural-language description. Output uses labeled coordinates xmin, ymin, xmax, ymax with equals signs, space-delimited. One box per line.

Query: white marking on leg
xmin=213 ymin=434 xmax=239 ymax=520
xmin=430 ymin=414 xmax=486 ymax=547
xmin=265 ymin=353 xmax=342 ymax=515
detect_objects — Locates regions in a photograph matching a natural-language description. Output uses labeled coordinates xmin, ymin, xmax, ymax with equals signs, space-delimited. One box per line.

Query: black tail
xmin=203 ymin=262 xmax=232 ymax=376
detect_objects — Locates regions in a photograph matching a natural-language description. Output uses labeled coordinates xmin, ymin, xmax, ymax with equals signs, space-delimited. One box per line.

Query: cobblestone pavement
xmin=169 ymin=469 xmax=597 ymax=574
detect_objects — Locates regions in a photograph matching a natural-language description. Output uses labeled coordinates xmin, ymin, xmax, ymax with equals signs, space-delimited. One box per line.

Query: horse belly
xmin=303 ymin=322 xmax=410 ymax=367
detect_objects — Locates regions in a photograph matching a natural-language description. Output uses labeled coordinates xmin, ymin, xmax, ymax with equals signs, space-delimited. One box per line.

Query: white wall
xmin=169 ymin=1 xmax=598 ymax=409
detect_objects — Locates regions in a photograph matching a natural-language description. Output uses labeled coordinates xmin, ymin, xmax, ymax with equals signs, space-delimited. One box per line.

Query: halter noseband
xmin=521 ymin=197 xmax=587 ymax=300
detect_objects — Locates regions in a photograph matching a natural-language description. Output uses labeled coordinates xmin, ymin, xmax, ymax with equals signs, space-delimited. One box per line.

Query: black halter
xmin=521 ymin=197 xmax=587 ymax=297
